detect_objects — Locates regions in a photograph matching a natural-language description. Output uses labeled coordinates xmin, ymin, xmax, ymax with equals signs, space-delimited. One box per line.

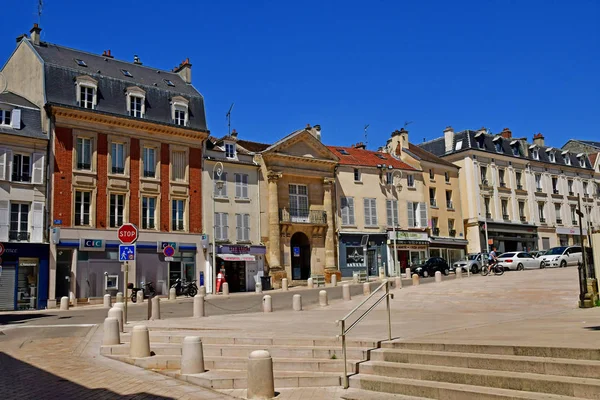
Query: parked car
xmin=451 ymin=253 xmax=487 ymax=274
xmin=530 ymin=250 xmax=547 ymax=259
xmin=496 ymin=251 xmax=539 ymax=271
xmin=537 ymin=246 xmax=583 ymax=268
xmin=414 ymin=257 xmax=450 ymax=277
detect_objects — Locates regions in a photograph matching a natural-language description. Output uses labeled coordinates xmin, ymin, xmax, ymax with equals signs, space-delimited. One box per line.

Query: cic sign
xmin=79 ymin=238 xmax=105 ymax=252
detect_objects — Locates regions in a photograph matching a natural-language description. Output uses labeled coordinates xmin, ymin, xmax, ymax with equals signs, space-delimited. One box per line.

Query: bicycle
xmin=481 ymin=262 xmax=505 ymax=276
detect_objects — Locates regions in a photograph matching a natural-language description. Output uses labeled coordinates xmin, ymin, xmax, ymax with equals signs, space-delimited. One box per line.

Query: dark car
xmin=414 ymin=257 xmax=450 ymax=277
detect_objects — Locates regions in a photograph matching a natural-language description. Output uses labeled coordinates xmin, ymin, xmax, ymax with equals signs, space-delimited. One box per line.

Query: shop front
xmin=387 ymin=231 xmax=429 ymax=273
xmin=215 ymin=244 xmax=266 ymax=292
xmin=0 ymin=242 xmax=49 ymax=311
xmin=429 ymin=237 xmax=468 ymax=265
xmin=481 ymin=222 xmax=538 ymax=253
xmin=556 ymin=226 xmax=587 ymax=247
xmin=338 ymin=233 xmax=387 ymax=278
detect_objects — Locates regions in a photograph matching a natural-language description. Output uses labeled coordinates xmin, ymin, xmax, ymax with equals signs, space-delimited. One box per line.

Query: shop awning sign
xmin=217 ymin=254 xmax=256 ymax=262
xmin=79 ymin=239 xmax=105 ymax=252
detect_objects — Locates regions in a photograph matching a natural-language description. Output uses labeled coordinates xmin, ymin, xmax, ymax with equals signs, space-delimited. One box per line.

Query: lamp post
xmin=212 ymin=161 xmax=224 ymax=294
xmin=380 ymin=164 xmax=403 ymax=277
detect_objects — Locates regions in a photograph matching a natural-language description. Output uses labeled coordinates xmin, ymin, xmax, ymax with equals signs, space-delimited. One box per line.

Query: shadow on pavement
xmin=0 ymin=352 xmax=174 ymax=399
xmin=0 ymin=313 xmax=54 ymax=326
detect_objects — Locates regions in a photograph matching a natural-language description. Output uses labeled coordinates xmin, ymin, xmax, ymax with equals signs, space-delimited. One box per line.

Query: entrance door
xmin=399 ymin=251 xmax=409 ymax=272
xmin=0 ymin=265 xmax=16 ymax=311
xmin=367 ymin=249 xmax=377 ymax=276
xmin=169 ymin=262 xmax=182 ymax=288
xmin=246 ymin=261 xmax=258 ymax=292
xmin=55 ymin=250 xmax=72 ymax=299
xmin=291 ymin=232 xmax=311 ymax=280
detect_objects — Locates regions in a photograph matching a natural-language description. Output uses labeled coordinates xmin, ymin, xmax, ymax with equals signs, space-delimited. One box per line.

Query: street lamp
xmin=379 ymin=164 xmax=403 ymax=277
xmin=212 ymin=161 xmax=224 ymax=294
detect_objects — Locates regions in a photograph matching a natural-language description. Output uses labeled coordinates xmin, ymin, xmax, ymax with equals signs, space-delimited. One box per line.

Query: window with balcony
xmin=484 ymin=197 xmax=491 ymax=218
xmin=555 ymin=203 xmax=562 ymax=224
xmin=111 ymin=142 xmax=125 ymax=174
xmin=552 ymin=177 xmax=559 ymax=194
xmin=429 ymin=188 xmax=437 ymax=207
xmin=141 ymin=196 xmax=156 ymax=230
xmin=12 ymin=154 xmax=30 ymax=182
xmin=74 ymin=191 xmax=91 ymax=226
xmin=236 ymin=213 xmax=250 ymax=242
xmin=214 ymin=212 xmax=228 ymax=240
xmin=538 ymin=202 xmax=545 ymax=223
xmin=386 ymin=199 xmax=398 ymax=227
xmin=364 ymin=198 xmax=378 ymax=227
xmin=499 ymin=169 xmax=506 ymax=187
xmin=480 ymin=165 xmax=488 ymax=184
xmin=235 ymin=173 xmax=249 ymax=199
xmin=76 ymin=137 xmax=92 ymax=170
xmin=446 ymin=190 xmax=453 ymax=209
xmin=571 ymin=205 xmax=577 ymax=225
xmin=535 ymin=174 xmax=542 ymax=191
xmin=340 ymin=197 xmax=355 ymax=226
xmin=214 ymin=171 xmax=227 ymax=198
xmin=172 ymin=199 xmax=185 ymax=231
xmin=515 ymin=171 xmax=523 ymax=190
xmin=407 ymin=174 xmax=415 ymax=188
xmin=501 ymin=199 xmax=509 ymax=220
xmin=568 ymin=179 xmax=574 ymax=195
xmin=289 ymin=184 xmax=309 ymax=222
xmin=448 ymin=219 xmax=456 ymax=236
xmin=171 ymin=150 xmax=186 ymax=182
xmin=142 ymin=146 xmax=157 ymax=178
xmin=519 ymin=200 xmax=526 ymax=222
xmin=109 ymin=194 xmax=125 ymax=228
xmin=9 ymin=203 xmax=29 ymax=241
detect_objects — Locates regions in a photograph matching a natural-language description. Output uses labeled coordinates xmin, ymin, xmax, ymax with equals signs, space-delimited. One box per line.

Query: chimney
xmin=133 ymin=55 xmax=142 ymax=65
xmin=173 ymin=58 xmax=192 ymax=84
xmin=312 ymin=124 xmax=321 ymax=141
xmin=443 ymin=126 xmax=454 ymax=153
xmin=30 ymin=23 xmax=41 ymax=46
xmin=500 ymin=127 xmax=512 ymax=139
xmin=102 ymin=50 xmax=114 ymax=59
xmin=388 ymin=129 xmax=403 ymax=156
xmin=231 ymin=129 xmax=238 ymax=139
xmin=533 ymin=133 xmax=545 ymax=147
xmin=354 ymin=142 xmax=366 ymax=150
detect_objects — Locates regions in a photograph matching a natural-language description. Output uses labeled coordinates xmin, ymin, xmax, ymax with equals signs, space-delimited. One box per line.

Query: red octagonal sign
xmin=118 ymin=223 xmax=139 ymax=244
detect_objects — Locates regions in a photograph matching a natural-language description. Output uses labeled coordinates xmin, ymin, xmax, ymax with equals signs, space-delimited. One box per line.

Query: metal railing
xmin=336 ymin=280 xmax=393 ymax=388
xmin=9 ymin=231 xmax=30 ymax=241
xmin=279 ymin=208 xmax=326 ymax=224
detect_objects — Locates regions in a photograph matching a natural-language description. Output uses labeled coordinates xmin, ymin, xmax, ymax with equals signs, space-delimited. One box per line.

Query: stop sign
xmin=118 ymin=223 xmax=138 ymax=244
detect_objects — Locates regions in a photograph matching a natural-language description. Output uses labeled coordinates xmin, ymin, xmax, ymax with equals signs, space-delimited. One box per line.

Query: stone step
xmin=358 ymin=360 xmax=600 ymax=398
xmin=370 ymin=348 xmax=600 ymax=379
xmin=349 ymin=375 xmax=579 ymax=400
xmin=341 ymin=388 xmax=431 ymax=400
xmin=382 ymin=341 xmax=600 ymax=361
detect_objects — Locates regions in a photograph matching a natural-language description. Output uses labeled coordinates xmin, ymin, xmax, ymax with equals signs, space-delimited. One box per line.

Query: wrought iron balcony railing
xmin=280 ymin=208 xmax=326 ymax=224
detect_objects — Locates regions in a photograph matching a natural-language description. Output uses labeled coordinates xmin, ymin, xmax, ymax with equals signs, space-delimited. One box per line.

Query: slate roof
xmin=579 ymin=140 xmax=600 ymax=149
xmin=405 ymin=143 xmax=457 ymax=169
xmin=237 ymin=139 xmax=270 ymax=153
xmin=328 ymin=146 xmax=416 ymax=170
xmin=30 ymin=41 xmax=207 ymax=131
xmin=0 ymin=92 xmax=45 ymax=140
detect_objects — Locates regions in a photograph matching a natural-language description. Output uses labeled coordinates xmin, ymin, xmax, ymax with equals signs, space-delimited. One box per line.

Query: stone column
xmin=267 ymin=171 xmax=285 ymax=284
xmin=323 ymin=177 xmax=338 ymax=282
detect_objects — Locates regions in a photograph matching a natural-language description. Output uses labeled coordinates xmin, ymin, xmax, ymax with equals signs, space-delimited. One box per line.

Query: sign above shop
xmin=79 ymin=239 xmax=105 ymax=252
xmin=346 ymin=246 xmax=365 ymax=267
xmin=157 ymin=241 xmax=177 ymax=253
xmin=387 ymin=231 xmax=429 ymax=242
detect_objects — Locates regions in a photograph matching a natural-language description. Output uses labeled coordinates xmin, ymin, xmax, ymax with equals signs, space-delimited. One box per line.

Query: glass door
xmin=169 ymin=262 xmax=182 ymax=288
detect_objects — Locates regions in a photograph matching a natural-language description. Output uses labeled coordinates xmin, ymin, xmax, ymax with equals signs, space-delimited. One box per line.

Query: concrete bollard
xmin=319 ymin=290 xmax=328 ymax=307
xmin=412 ymin=273 xmax=420 ymax=286
xmin=116 ymin=292 xmax=124 ymax=304
xmin=435 ymin=271 xmax=442 ymax=283
xmin=379 ymin=267 xmax=385 ymax=279
xmin=136 ymin=290 xmax=144 ymax=303
xmin=394 ymin=276 xmax=402 ymax=289
xmin=181 ymin=336 xmax=205 ymax=375
xmin=103 ymin=294 xmax=112 ymax=308
xmin=293 ymin=294 xmax=302 ymax=311
xmin=169 ymin=287 xmax=176 ymax=300
xmin=103 ymin=317 xmax=120 ymax=345
xmin=222 ymin=282 xmax=230 ymax=296
xmin=342 ymin=284 xmax=351 ymax=301
xmin=59 ymin=296 xmax=69 ymax=311
xmin=193 ymin=295 xmax=205 ymax=317
xmin=405 ymin=268 xmax=411 ymax=279
xmin=282 ymin=278 xmax=288 ymax=291
xmin=255 ymin=282 xmax=262 ymax=294
xmin=331 ymin=274 xmax=337 ymax=287
xmin=262 ymin=295 xmax=272 ymax=313
xmin=353 ymin=273 xmax=359 ymax=284
xmin=307 ymin=277 xmax=313 ymax=289
xmin=247 ymin=350 xmax=275 ymax=399
xmin=456 ymin=267 xmax=463 ymax=279
xmin=363 ymin=282 xmax=370 ymax=296
xmin=114 ymin=302 xmax=124 ymax=312
xmin=150 ymin=296 xmax=161 ymax=320
xmin=108 ymin=307 xmax=124 ymax=332
xmin=199 ymin=286 xmax=206 ymax=297
xmin=130 ymin=325 xmax=151 ymax=358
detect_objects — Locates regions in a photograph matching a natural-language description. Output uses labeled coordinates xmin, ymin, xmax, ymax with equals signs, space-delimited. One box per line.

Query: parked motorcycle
xmin=171 ymin=278 xmax=198 ymax=297
xmin=129 ymin=281 xmax=156 ymax=303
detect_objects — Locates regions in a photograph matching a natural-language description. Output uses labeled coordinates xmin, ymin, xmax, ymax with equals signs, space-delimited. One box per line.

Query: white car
xmin=537 ymin=246 xmax=583 ymax=268
xmin=495 ymin=251 xmax=539 ymax=271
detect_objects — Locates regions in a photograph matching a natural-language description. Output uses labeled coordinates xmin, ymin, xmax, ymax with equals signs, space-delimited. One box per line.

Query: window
xmin=499 ymin=169 xmax=506 ymax=187
xmin=337 ymin=148 xmax=349 ymax=155
xmin=214 ymin=212 xmax=228 ymax=240
xmin=354 ymin=168 xmax=361 ymax=182
xmin=74 ymin=191 xmax=91 ymax=226
xmin=583 ymin=181 xmax=589 ymax=196
xmin=341 ymin=197 xmax=355 ymax=226
xmin=551 ymin=176 xmax=558 ymax=193
xmin=484 ymin=197 xmax=491 ymax=217
xmin=549 ymin=152 xmax=556 ymax=163
xmin=76 ymin=137 xmax=92 ymax=170
xmin=386 ymin=172 xmax=393 ymax=185
xmin=407 ymin=201 xmax=427 ymax=228
xmin=171 ymin=150 xmax=186 ymax=181
xmin=10 ymin=203 xmax=29 ymax=239
xmin=565 ymin=156 xmax=571 ymax=166
xmin=429 ymin=169 xmax=434 ymax=180
xmin=75 ymin=59 xmax=87 ymax=67
xmin=455 ymin=140 xmax=463 ymax=151
xmin=214 ymin=171 xmax=227 ymax=197
xmin=363 ymin=198 xmax=377 ymax=226
xmin=174 ymin=109 xmax=186 ymax=126
xmin=495 ymin=141 xmax=503 ymax=153
xmin=555 ymin=203 xmax=562 ymax=223
xmin=236 ymin=213 xmax=250 ymax=242
xmin=446 ymin=190 xmax=453 ymax=209
xmin=448 ymin=219 xmax=455 ymax=235
xmin=80 ymin=86 xmax=95 ymax=109
xmin=111 ymin=142 xmax=125 ymax=174
xmin=143 ymin=147 xmax=156 ymax=178
xmin=289 ymin=184 xmax=309 ymax=221
xmin=12 ymin=154 xmax=30 ymax=182
xmin=444 ymin=171 xmax=450 ymax=183
xmin=512 ymin=144 xmax=520 ymax=156
xmin=141 ymin=196 xmax=156 ymax=229
xmin=431 ymin=217 xmax=439 ymax=235
xmin=519 ymin=201 xmax=526 ymax=218
xmin=515 ymin=171 xmax=522 ymax=189
xmin=571 ymin=205 xmax=577 ymax=224
xmin=130 ymin=95 xmax=143 ymax=117
xmin=225 ymin=143 xmax=236 ymax=159
xmin=235 ymin=173 xmax=249 ymax=199
xmin=538 ymin=202 xmax=545 ymax=222
xmin=480 ymin=165 xmax=488 ymax=183
xmin=501 ymin=199 xmax=509 ymax=219
xmin=164 ymin=79 xmax=175 ymax=87
xmin=172 ymin=199 xmax=185 ymax=231
xmin=580 ymin=157 xmax=586 ymax=167
xmin=477 ymin=137 xmax=484 ymax=149
xmin=386 ymin=199 xmax=398 ymax=227
xmin=532 ymin=148 xmax=539 ymax=160
xmin=121 ymin=69 xmax=133 ymax=77
xmin=109 ymin=194 xmax=125 ymax=228
xmin=407 ymin=174 xmax=415 ymax=188
xmin=568 ymin=179 xmax=574 ymax=194
xmin=0 ymin=109 xmax=10 ymax=125
xmin=429 ymin=188 xmax=437 ymax=207
xmin=535 ymin=174 xmax=542 ymax=190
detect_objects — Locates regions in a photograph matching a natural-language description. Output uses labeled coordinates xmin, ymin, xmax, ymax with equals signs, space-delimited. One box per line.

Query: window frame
xmin=76 ymin=136 xmax=93 ymax=171
xmin=111 ymin=142 xmax=125 ymax=175
xmin=340 ymin=196 xmax=355 ymax=226
xmin=141 ymin=196 xmax=157 ymax=230
xmin=234 ymin=173 xmax=249 ymax=199
xmin=75 ymin=75 xmax=98 ymax=109
xmin=363 ymin=197 xmax=378 ymax=227
xmin=0 ymin=109 xmax=11 ymax=126
xmin=9 ymin=202 xmax=29 ymax=234
xmin=142 ymin=146 xmax=157 ymax=178
xmin=214 ymin=212 xmax=229 ymax=241
xmin=353 ymin=168 xmax=361 ymax=182
xmin=170 ymin=148 xmax=188 ymax=182
xmin=171 ymin=198 xmax=186 ymax=231
xmin=109 ymin=193 xmax=126 ymax=228
xmin=74 ymin=190 xmax=92 ymax=227
xmin=171 ymin=96 xmax=189 ymax=126
xmin=407 ymin=174 xmax=415 ymax=188
xmin=236 ymin=213 xmax=250 ymax=242
xmin=126 ymin=86 xmax=146 ymax=118
xmin=386 ymin=199 xmax=398 ymax=227
xmin=224 ymin=142 xmax=236 ymax=159
xmin=12 ymin=153 xmax=31 ymax=182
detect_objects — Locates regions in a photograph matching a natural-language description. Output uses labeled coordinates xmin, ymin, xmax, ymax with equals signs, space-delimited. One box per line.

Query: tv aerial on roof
xmin=226 ymin=102 xmax=234 ymax=136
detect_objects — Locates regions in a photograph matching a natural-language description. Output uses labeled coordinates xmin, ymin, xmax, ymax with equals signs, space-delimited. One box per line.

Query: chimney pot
xmin=30 ymin=23 xmax=41 ymax=46
xmin=533 ymin=133 xmax=545 ymax=147
xmin=500 ymin=127 xmax=512 ymax=139
xmin=133 ymin=55 xmax=142 ymax=65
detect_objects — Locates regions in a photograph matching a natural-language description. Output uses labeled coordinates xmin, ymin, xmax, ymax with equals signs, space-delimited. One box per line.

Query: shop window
xmin=17 ymin=258 xmax=38 ymax=310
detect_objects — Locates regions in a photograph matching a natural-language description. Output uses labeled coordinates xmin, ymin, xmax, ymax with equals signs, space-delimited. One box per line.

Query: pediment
xmin=265 ymin=129 xmax=338 ymax=162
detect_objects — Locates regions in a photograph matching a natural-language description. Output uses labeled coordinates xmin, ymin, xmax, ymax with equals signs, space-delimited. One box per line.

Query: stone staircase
xmin=101 ymin=328 xmax=378 ymax=390
xmin=345 ymin=340 xmax=600 ymax=399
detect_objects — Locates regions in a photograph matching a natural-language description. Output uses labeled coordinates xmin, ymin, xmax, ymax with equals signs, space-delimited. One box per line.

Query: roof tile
xmin=327 ymin=146 xmax=416 ymax=170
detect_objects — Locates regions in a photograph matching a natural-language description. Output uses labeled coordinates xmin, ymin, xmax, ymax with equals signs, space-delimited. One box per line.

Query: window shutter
xmin=348 ymin=197 xmax=355 ymax=225
xmin=244 ymin=214 xmax=250 ymax=241
xmin=235 ymin=174 xmax=241 ymax=198
xmin=31 ymin=201 xmax=44 ymax=242
xmin=420 ymin=202 xmax=428 ymax=228
xmin=32 ymin=152 xmax=44 ymax=184
xmin=214 ymin=213 xmax=221 ymax=240
xmin=222 ymin=173 xmax=227 ymax=197
xmin=223 ymin=213 xmax=228 ymax=240
xmin=340 ymin=198 xmax=348 ymax=225
xmin=5 ymin=150 xmax=12 ymax=182
xmin=0 ymin=200 xmax=8 ymax=241
xmin=371 ymin=199 xmax=377 ymax=225
xmin=242 ymin=174 xmax=248 ymax=198
xmin=386 ymin=200 xmax=392 ymax=227
xmin=363 ymin=198 xmax=371 ymax=226
xmin=407 ymin=202 xmax=415 ymax=228
xmin=0 ymin=149 xmax=6 ymax=181
xmin=11 ymin=109 xmax=21 ymax=129
xmin=236 ymin=213 xmax=242 ymax=241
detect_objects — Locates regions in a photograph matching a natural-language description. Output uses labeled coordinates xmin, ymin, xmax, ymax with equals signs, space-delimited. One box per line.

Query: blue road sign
xmin=119 ymin=244 xmax=136 ymax=262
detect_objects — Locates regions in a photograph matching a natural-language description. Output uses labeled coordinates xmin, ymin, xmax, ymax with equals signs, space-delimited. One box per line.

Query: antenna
xmin=364 ymin=124 xmax=369 ymax=149
xmin=404 ymin=121 xmax=413 ymax=128
xmin=38 ymin=0 xmax=43 ymax=25
xmin=225 ymin=103 xmax=234 ymax=136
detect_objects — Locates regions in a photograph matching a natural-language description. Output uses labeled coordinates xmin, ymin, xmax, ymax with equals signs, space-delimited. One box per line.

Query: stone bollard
xmin=200 ymin=286 xmax=206 ymax=297
xmin=255 ymin=282 xmax=262 ymax=294
xmin=435 ymin=271 xmax=442 ymax=283
xmin=319 ymin=290 xmax=328 ymax=307
xmin=60 ymin=296 xmax=69 ymax=311
xmin=222 ymin=282 xmax=230 ymax=296
xmin=353 ymin=273 xmax=359 ymax=284
xmin=114 ymin=302 xmax=124 ymax=312
xmin=169 ymin=287 xmax=176 ymax=300
xmin=342 ymin=284 xmax=351 ymax=301
xmin=116 ymin=292 xmax=124 ymax=304
xmin=103 ymin=317 xmax=120 ymax=345
xmin=181 ymin=337 xmax=205 ymax=375
xmin=456 ymin=267 xmax=463 ymax=279
xmin=136 ymin=290 xmax=144 ymax=303
xmin=193 ymin=295 xmax=205 ymax=317
xmin=307 ymin=277 xmax=313 ymax=289
xmin=394 ymin=276 xmax=402 ymax=289
xmin=293 ymin=294 xmax=302 ymax=311
xmin=103 ymin=294 xmax=112 ymax=309
xmin=331 ymin=274 xmax=337 ymax=287
xmin=262 ymin=295 xmax=272 ymax=313
xmin=130 ymin=325 xmax=151 ymax=358
xmin=247 ymin=350 xmax=275 ymax=399
xmin=405 ymin=268 xmax=411 ymax=279
xmin=363 ymin=282 xmax=370 ymax=296
xmin=379 ymin=267 xmax=385 ymax=279
xmin=150 ymin=296 xmax=161 ymax=320
xmin=282 ymin=278 xmax=288 ymax=291
xmin=412 ymin=273 xmax=420 ymax=286
xmin=108 ymin=307 xmax=124 ymax=332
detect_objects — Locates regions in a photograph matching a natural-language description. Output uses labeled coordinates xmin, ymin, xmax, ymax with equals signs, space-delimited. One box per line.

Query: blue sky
xmin=2 ymin=0 xmax=598 ymax=149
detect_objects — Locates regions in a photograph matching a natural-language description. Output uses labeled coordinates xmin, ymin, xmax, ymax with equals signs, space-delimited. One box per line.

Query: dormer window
xmin=75 ymin=59 xmax=87 ymax=67
xmin=225 ymin=142 xmax=236 ymax=159
xmin=171 ymin=96 xmax=189 ymax=127
xmin=532 ymin=148 xmax=539 ymax=160
xmin=564 ymin=155 xmax=571 ymax=165
xmin=511 ymin=141 xmax=520 ymax=156
xmin=477 ymin=137 xmax=484 ymax=149
xmin=580 ymin=157 xmax=586 ymax=167
xmin=0 ymin=109 xmax=11 ymax=126
xmin=548 ymin=151 xmax=556 ymax=163
xmin=126 ymin=86 xmax=146 ymax=118
xmin=121 ymin=69 xmax=133 ymax=77
xmin=75 ymin=75 xmax=98 ymax=109
xmin=493 ymin=137 xmax=502 ymax=153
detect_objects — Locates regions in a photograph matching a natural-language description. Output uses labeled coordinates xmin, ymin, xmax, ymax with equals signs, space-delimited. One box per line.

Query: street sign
xmin=118 ymin=223 xmax=139 ymax=244
xmin=165 ymin=256 xmax=174 ymax=262
xmin=0 ymin=243 xmax=4 ymax=256
xmin=163 ymin=245 xmax=175 ymax=258
xmin=157 ymin=241 xmax=177 ymax=252
xmin=119 ymin=244 xmax=136 ymax=261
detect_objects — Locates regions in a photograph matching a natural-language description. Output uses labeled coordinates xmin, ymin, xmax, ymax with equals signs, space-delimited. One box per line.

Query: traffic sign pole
xmin=124 ymin=261 xmax=128 ymax=324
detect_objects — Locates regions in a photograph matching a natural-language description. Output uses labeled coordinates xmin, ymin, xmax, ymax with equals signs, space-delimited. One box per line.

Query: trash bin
xmin=260 ymin=276 xmax=272 ymax=291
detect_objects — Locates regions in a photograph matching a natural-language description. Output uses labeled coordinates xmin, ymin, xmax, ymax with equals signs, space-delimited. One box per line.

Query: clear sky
xmin=2 ymin=0 xmax=598 ymax=149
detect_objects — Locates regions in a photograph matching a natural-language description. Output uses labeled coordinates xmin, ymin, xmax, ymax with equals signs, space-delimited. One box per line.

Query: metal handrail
xmin=335 ymin=279 xmax=393 ymax=388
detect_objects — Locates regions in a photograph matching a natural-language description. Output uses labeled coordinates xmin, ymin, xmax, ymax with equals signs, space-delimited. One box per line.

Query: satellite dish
xmin=0 ymin=72 xmax=7 ymax=94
